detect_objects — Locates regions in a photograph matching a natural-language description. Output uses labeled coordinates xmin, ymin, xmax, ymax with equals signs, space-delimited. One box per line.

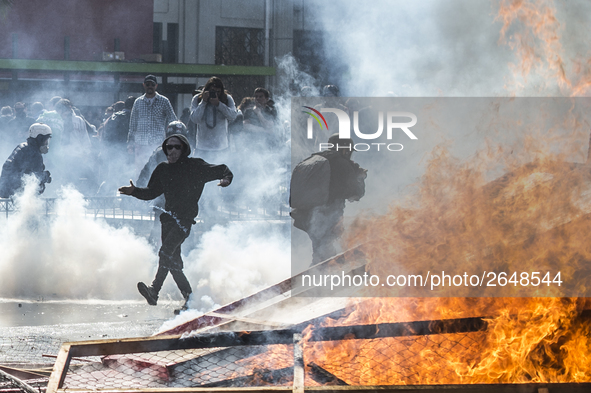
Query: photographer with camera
xmin=189 ymin=76 xmax=237 ymax=162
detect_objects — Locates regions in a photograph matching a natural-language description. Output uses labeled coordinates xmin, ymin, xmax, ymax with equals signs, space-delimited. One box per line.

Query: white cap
xmin=29 ymin=123 xmax=52 ymax=138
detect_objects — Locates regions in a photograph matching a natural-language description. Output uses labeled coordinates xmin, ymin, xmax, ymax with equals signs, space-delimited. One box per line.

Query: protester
xmin=54 ymin=99 xmax=96 ymax=194
xmin=36 ymin=96 xmax=64 ymax=154
xmin=290 ymin=133 xmax=367 ymax=265
xmin=184 ymin=89 xmax=202 ymax=153
xmin=128 ymin=75 xmax=177 ymax=176
xmin=29 ymin=102 xmax=44 ymax=120
xmin=8 ymin=102 xmax=36 ymax=144
xmin=102 ymin=97 xmax=135 ymax=149
xmin=242 ymin=87 xmax=279 ymax=148
xmin=0 ymin=106 xmax=14 ymax=142
xmin=253 ymin=87 xmax=278 ymax=130
xmin=55 ymin=99 xmax=92 ymax=155
xmin=136 ymin=121 xmax=189 ymax=246
xmin=118 ymin=132 xmax=233 ymax=313
xmin=96 ymin=96 xmax=136 ymax=195
xmin=322 ymin=84 xmax=340 ymax=97
xmin=0 ymin=123 xmax=52 ymax=198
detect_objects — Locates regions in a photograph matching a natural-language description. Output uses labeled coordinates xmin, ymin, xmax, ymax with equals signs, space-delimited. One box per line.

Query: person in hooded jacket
xmin=0 ymin=123 xmax=52 ymax=198
xmin=118 ymin=133 xmax=233 ymax=312
xmin=137 ymin=121 xmax=189 ymax=246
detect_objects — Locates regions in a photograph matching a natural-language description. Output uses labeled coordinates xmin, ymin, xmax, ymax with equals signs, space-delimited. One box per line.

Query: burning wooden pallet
xmin=46 ymin=311 xmax=591 ymax=392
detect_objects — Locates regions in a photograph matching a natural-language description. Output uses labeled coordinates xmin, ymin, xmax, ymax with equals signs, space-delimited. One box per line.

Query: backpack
xmin=290 ymin=153 xmax=331 ymax=209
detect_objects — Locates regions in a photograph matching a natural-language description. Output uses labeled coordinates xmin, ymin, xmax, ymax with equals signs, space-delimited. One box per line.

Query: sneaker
xmin=137 ymin=282 xmax=158 ymax=306
xmin=173 ymin=297 xmax=190 ymax=315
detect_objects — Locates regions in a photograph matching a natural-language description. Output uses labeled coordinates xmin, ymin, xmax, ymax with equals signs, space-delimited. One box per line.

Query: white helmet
xmin=29 ymin=123 xmax=52 ymax=138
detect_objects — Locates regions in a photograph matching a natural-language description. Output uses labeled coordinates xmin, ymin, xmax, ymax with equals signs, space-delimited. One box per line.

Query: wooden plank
xmin=308 ymin=363 xmax=348 ymax=386
xmin=198 ymin=367 xmax=294 ymax=388
xmin=205 ymin=312 xmax=287 ymax=328
xmin=292 ymin=334 xmax=304 ymax=393
xmin=159 ymin=248 xmax=367 ymax=336
xmin=308 ymin=317 xmax=488 ymax=342
xmin=47 ymin=343 xmax=72 ymax=393
xmin=63 ymin=330 xmax=297 ymax=359
xmin=0 ymin=364 xmax=50 ymax=379
xmin=55 ymin=388 xmax=294 ymax=393
xmin=70 ymin=317 xmax=487 ymax=358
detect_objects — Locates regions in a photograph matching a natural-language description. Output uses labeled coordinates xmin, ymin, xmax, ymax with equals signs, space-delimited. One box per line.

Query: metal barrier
xmin=0 ymin=194 xmax=291 ymax=222
xmin=0 ymin=198 xmax=14 ymax=218
xmin=46 ymin=317 xmax=591 ymax=392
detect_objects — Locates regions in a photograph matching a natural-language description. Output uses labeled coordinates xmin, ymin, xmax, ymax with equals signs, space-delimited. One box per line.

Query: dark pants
xmin=151 ymin=213 xmax=193 ymax=298
xmin=292 ymin=200 xmax=346 ymax=265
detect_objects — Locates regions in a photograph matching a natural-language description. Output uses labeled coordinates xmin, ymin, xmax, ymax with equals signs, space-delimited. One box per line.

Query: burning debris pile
xmin=45 ymin=299 xmax=591 ymax=391
xmin=328 ymin=131 xmax=591 ymax=383
xmin=304 ymin=298 xmax=591 ymax=386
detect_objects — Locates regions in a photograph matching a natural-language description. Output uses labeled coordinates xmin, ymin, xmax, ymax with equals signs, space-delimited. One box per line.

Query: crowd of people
xmin=0 ymin=75 xmax=365 ymax=309
xmin=0 ymin=75 xmax=283 ymax=199
xmin=0 ymin=74 xmax=287 ymax=311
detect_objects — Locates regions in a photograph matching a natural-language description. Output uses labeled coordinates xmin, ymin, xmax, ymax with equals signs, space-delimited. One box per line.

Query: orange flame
xmin=295 ymin=102 xmax=591 ymax=384
xmin=497 ymin=0 xmax=591 ymax=96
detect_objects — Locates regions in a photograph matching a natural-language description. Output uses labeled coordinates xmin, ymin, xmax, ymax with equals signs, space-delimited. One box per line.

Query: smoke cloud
xmin=183 ymin=220 xmax=290 ymax=308
xmin=309 ymin=0 xmax=591 ymax=97
xmin=0 ymin=176 xmax=154 ymax=300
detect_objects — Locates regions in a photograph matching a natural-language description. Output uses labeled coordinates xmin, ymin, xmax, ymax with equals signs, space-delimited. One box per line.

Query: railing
xmin=0 ymin=193 xmax=291 ymax=222
xmin=0 ymin=198 xmax=14 ymax=218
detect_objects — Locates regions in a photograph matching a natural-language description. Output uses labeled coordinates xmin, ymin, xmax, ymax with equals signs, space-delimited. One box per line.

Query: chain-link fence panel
xmin=306 ymin=331 xmax=485 ymax=385
xmin=0 ymin=367 xmax=47 ymax=393
xmin=0 ymin=335 xmax=64 ymax=365
xmin=48 ymin=319 xmax=494 ymax=391
xmin=0 ymin=319 xmax=164 ymax=367
xmin=62 ymin=344 xmax=296 ymax=390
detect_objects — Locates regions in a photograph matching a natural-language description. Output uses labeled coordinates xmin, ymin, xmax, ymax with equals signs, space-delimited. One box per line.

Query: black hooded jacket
xmin=131 ymin=134 xmax=233 ymax=222
xmin=0 ymin=137 xmax=47 ymax=198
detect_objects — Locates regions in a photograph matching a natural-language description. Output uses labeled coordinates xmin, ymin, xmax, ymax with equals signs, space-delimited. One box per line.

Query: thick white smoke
xmin=183 ymin=221 xmax=290 ymax=308
xmin=0 ymin=172 xmax=292 ymax=310
xmin=309 ymin=0 xmax=591 ymax=97
xmin=286 ymin=0 xmax=591 ymax=273
xmin=0 ymin=176 xmax=154 ymax=300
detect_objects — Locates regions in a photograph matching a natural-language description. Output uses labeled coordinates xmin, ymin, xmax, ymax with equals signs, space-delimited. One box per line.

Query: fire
xmin=300 ymin=298 xmax=591 ymax=385
xmin=297 ymin=105 xmax=591 ymax=383
xmin=497 ymin=0 xmax=591 ymax=96
xmin=458 ymin=298 xmax=590 ymax=383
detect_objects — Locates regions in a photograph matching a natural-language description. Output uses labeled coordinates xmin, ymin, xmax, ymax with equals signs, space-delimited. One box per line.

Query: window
xmin=215 ymin=26 xmax=265 ymax=66
xmin=153 ymin=22 xmax=179 ymax=63
xmin=215 ymin=26 xmax=267 ymax=104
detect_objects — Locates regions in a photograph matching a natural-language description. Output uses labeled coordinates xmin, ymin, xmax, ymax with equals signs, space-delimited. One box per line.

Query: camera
xmin=209 ymin=90 xmax=217 ymax=99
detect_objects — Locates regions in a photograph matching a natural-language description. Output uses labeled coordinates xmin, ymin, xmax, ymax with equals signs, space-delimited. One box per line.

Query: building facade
xmin=0 ymin=0 xmax=325 ymax=118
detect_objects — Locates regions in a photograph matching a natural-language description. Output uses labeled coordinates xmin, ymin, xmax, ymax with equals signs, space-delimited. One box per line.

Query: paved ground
xmin=0 ymin=299 xmax=178 ymax=366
